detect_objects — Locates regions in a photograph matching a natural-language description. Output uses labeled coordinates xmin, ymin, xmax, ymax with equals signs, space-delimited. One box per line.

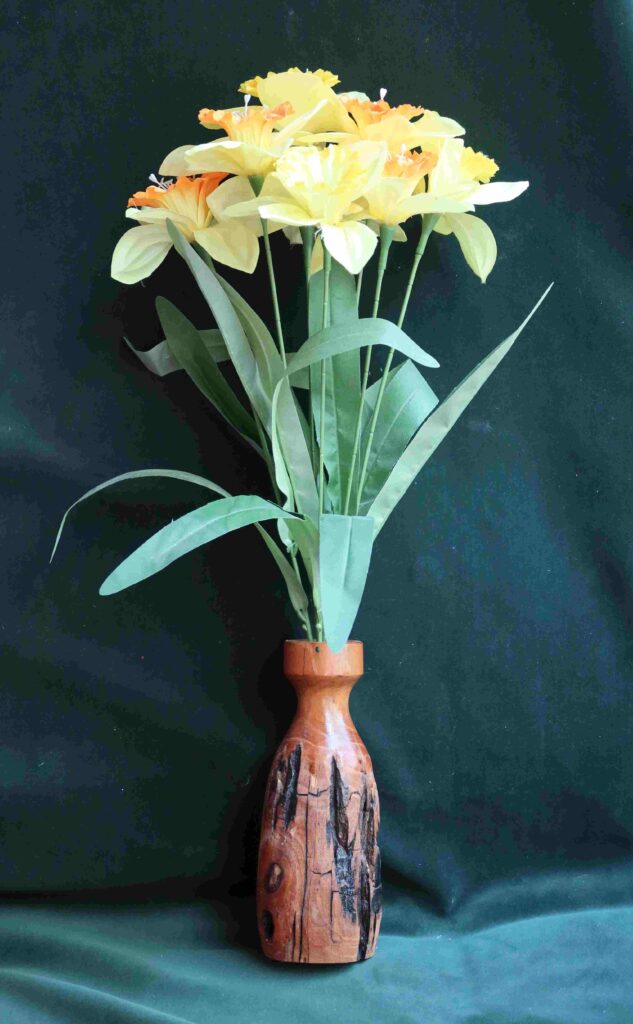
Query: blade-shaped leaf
xmin=156 ymin=297 xmax=260 ymax=447
xmin=99 ymin=495 xmax=298 ymax=596
xmin=50 ymin=468 xmax=231 ymax=563
xmin=214 ymin=269 xmax=282 ymax=398
xmin=309 ymin=262 xmax=361 ymax=511
xmin=167 ymin=221 xmax=271 ymax=423
xmin=288 ymin=317 xmax=440 ymax=376
xmin=168 ymin=223 xmax=318 ymax=520
xmin=123 ymin=331 xmax=228 ymax=378
xmin=357 ymin=360 xmax=438 ymax=514
xmin=368 ymin=284 xmax=554 ymax=535
xmin=319 ymin=514 xmax=374 ymax=653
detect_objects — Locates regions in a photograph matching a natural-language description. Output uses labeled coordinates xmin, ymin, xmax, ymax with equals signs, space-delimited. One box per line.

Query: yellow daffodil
xmin=424 ymin=138 xmax=529 ymax=282
xmin=238 ymin=67 xmax=354 ymax=134
xmin=111 ymin=173 xmax=263 ymax=283
xmin=159 ymin=97 xmax=328 ymax=180
xmin=361 ymin=150 xmax=473 ymax=227
xmin=340 ymin=94 xmax=465 ymax=153
xmin=303 ymin=91 xmax=464 ymax=153
xmin=225 ymin=142 xmax=389 ymax=274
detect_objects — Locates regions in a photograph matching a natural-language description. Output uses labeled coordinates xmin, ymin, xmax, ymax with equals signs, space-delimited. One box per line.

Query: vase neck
xmin=283 ymin=641 xmax=364 ymax=753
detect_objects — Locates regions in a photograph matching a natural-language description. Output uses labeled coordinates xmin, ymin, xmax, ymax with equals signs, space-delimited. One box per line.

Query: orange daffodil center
xmin=111 ymin=65 xmax=529 ymax=286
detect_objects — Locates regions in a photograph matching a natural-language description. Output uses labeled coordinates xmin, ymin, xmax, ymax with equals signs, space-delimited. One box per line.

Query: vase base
xmin=261 ymin=946 xmax=377 ymax=965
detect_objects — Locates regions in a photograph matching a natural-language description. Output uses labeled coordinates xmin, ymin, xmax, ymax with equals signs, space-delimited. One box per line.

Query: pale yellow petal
xmin=111 ymin=225 xmax=172 ymax=284
xmin=320 ymin=221 xmax=377 ymax=274
xmin=466 ymin=180 xmax=530 ymax=206
xmin=159 ymin=145 xmax=196 ymax=176
xmin=310 ymin=235 xmax=324 ymax=274
xmin=257 ymin=202 xmax=319 ymax=226
xmin=194 ymin=222 xmax=260 ymax=274
xmin=441 ymin=213 xmax=497 ymax=283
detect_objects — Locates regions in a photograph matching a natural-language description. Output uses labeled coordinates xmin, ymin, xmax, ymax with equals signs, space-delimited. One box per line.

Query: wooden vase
xmin=256 ymin=640 xmax=382 ymax=964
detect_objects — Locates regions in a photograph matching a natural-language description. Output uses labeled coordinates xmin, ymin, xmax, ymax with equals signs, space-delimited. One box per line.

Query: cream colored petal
xmin=401 ymin=192 xmax=474 ymax=217
xmin=441 ymin=213 xmax=497 ymax=282
xmin=393 ymin=224 xmax=407 ymax=243
xmin=432 ymin=215 xmax=453 ymax=236
xmin=467 ymin=180 xmax=530 ymax=206
xmin=194 ymin=222 xmax=260 ymax=274
xmin=310 ymin=236 xmax=324 ymax=274
xmin=125 ymin=207 xmax=190 ymax=228
xmin=257 ymin=202 xmax=319 ymax=226
xmin=207 ymin=175 xmax=256 ymax=219
xmin=111 ymin=225 xmax=172 ymax=284
xmin=282 ymin=225 xmax=302 ymax=244
xmin=320 ymin=221 xmax=377 ymax=275
xmin=186 ymin=140 xmax=277 ymax=178
xmin=159 ymin=144 xmax=196 ymax=176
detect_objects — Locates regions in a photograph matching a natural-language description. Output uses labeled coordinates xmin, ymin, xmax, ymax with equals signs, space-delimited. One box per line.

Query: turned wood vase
xmin=256 ymin=640 xmax=382 ymax=964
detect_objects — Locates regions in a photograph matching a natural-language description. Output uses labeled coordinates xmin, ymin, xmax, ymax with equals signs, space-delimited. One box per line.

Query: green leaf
xmin=214 ymin=269 xmax=282 ymax=399
xmin=166 ymin=221 xmax=271 ymax=424
xmin=319 ymin=514 xmax=374 ymax=652
xmin=99 ymin=495 xmax=298 ymax=596
xmin=368 ymin=284 xmax=554 ymax=535
xmin=156 ymin=297 xmax=260 ymax=448
xmin=287 ymin=317 xmax=440 ymax=377
xmin=168 ymin=223 xmax=318 ymax=521
xmin=309 ymin=262 xmax=361 ymax=511
xmin=123 ymin=331 xmax=229 ymax=378
xmin=50 ymin=468 xmax=231 ymax=563
xmin=357 ymin=360 xmax=438 ymax=514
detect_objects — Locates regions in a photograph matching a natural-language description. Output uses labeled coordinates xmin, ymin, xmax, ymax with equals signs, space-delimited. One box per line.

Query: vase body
xmin=256 ymin=640 xmax=382 ymax=964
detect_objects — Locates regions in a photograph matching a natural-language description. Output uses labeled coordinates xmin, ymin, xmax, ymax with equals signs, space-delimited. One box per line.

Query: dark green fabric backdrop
xmin=2 ymin=0 xmax=632 ymax=1020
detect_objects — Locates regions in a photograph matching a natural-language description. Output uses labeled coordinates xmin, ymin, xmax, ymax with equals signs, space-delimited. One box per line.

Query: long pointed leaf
xmin=368 ymin=284 xmax=554 ymax=535
xmin=50 ymin=468 xmax=231 ymax=563
xmin=99 ymin=495 xmax=298 ymax=596
xmin=288 ymin=317 xmax=440 ymax=376
xmin=357 ymin=360 xmax=438 ymax=514
xmin=123 ymin=331 xmax=228 ymax=378
xmin=309 ymin=262 xmax=361 ymax=511
xmin=156 ymin=297 xmax=260 ymax=447
xmin=319 ymin=514 xmax=374 ymax=652
xmin=166 ymin=221 xmax=271 ymax=423
xmin=168 ymin=223 xmax=318 ymax=520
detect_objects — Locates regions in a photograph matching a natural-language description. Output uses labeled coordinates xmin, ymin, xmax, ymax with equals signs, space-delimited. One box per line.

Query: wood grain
xmin=256 ymin=641 xmax=382 ymax=964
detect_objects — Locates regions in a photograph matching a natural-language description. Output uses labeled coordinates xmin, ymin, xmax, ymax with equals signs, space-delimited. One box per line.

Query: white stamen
xmin=148 ymin=173 xmax=172 ymax=190
xmin=379 ymin=87 xmax=387 ymax=101
xmin=244 ymin=94 xmax=251 ymax=107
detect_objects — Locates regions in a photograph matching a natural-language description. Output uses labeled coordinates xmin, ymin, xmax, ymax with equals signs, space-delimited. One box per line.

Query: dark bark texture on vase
xmin=256 ymin=641 xmax=382 ymax=964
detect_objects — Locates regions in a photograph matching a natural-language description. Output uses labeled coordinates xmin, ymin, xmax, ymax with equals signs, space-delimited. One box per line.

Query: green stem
xmin=356 ymin=267 xmax=363 ymax=310
xmin=300 ymin=227 xmax=318 ymax=473
xmin=343 ymin=225 xmax=394 ymax=515
xmin=355 ymin=215 xmax=438 ymax=513
xmin=318 ymin=247 xmax=332 ymax=517
xmin=261 ymin=218 xmax=287 ymax=368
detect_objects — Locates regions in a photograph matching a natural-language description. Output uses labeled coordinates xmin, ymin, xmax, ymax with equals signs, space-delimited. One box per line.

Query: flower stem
xmin=318 ymin=247 xmax=332 ymax=517
xmin=356 ymin=267 xmax=363 ymax=310
xmin=343 ymin=224 xmax=394 ymax=515
xmin=355 ymin=215 xmax=438 ymax=513
xmin=261 ymin=218 xmax=287 ymax=368
xmin=300 ymin=226 xmax=318 ymax=473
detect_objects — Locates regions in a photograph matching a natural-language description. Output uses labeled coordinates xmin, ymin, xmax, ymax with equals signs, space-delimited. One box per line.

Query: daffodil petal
xmin=257 ymin=202 xmax=319 ymax=226
xmin=320 ymin=221 xmax=378 ymax=275
xmin=440 ymin=213 xmax=497 ymax=283
xmin=125 ymin=207 xmax=190 ymax=227
xmin=159 ymin=145 xmax=196 ymax=176
xmin=111 ymin=225 xmax=172 ymax=285
xmin=432 ymin=216 xmax=453 ymax=236
xmin=207 ymin=175 xmax=256 ymax=219
xmin=194 ymin=222 xmax=260 ymax=274
xmin=310 ymin=235 xmax=324 ymax=274
xmin=467 ymin=181 xmax=530 ymax=205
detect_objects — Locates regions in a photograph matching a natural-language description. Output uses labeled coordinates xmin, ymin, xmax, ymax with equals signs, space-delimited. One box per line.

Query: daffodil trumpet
xmin=60 ymin=65 xmax=548 ymax=656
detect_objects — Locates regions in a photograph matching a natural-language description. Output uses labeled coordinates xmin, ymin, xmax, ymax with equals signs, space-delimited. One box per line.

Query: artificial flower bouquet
xmin=54 ymin=66 xmax=550 ymax=651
